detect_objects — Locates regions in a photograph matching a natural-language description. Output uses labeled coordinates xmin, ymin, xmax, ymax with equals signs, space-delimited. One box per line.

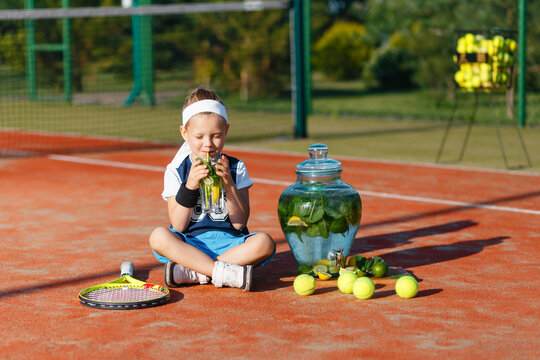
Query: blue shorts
xmin=152 ymin=228 xmax=275 ymax=267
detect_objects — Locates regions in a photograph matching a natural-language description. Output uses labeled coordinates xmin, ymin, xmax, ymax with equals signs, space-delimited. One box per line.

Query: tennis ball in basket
xmin=293 ymin=274 xmax=316 ymax=296
xmin=353 ymin=277 xmax=375 ymax=300
xmin=337 ymin=271 xmax=358 ymax=294
xmin=395 ymin=276 xmax=418 ymax=299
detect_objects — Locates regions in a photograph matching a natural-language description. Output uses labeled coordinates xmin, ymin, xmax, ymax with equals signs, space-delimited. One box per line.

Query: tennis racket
xmin=79 ymin=262 xmax=170 ymax=310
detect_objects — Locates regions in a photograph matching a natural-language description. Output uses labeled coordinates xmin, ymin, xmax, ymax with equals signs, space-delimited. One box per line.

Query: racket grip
xmin=121 ymin=262 xmax=134 ymax=276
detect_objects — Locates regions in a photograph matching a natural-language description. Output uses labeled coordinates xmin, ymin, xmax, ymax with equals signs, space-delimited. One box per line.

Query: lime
xmin=313 ymin=264 xmax=328 ymax=274
xmin=347 ymin=255 xmax=366 ymax=268
xmin=339 ymin=266 xmax=355 ymax=275
xmin=372 ymin=261 xmax=388 ymax=278
xmin=298 ymin=265 xmax=313 ymax=274
xmin=316 ymin=259 xmax=330 ymax=266
xmin=203 ymin=177 xmax=214 ymax=185
xmin=314 ymin=264 xmax=331 ymax=280
xmin=328 ymin=266 xmax=341 ymax=276
xmin=353 ymin=267 xmax=366 ymax=277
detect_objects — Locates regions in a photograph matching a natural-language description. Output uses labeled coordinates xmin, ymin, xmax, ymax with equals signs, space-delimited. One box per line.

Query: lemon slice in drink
xmin=211 ymin=185 xmax=220 ymax=204
xmin=287 ymin=216 xmax=307 ymax=227
xmin=313 ymin=265 xmax=331 ymax=280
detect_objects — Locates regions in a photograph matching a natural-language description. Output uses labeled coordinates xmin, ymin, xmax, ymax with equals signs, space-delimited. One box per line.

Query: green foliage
xmin=313 ymin=21 xmax=374 ymax=80
xmin=189 ymin=10 xmax=290 ymax=99
xmin=363 ymin=32 xmax=418 ymax=90
xmin=2 ymin=0 xmax=540 ymax=98
xmin=0 ymin=29 xmax=25 ymax=71
xmin=363 ymin=0 xmax=540 ymax=92
xmin=278 ymin=191 xmax=361 ymax=239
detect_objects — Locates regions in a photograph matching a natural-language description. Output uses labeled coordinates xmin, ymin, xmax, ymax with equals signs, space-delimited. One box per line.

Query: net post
xmin=517 ymin=0 xmax=527 ymax=127
xmin=139 ymin=0 xmax=154 ymax=106
xmin=62 ymin=0 xmax=72 ymax=103
xmin=24 ymin=0 xmax=37 ymax=101
xmin=302 ymin=0 xmax=311 ymax=115
xmin=291 ymin=0 xmax=307 ymax=138
xmin=125 ymin=0 xmax=155 ymax=106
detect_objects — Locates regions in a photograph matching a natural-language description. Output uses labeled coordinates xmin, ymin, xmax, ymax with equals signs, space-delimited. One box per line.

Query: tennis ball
xmin=395 ymin=276 xmax=418 ymax=299
xmin=337 ymin=271 xmax=358 ymax=294
xmin=352 ymin=277 xmax=375 ymax=300
xmin=293 ymin=274 xmax=316 ymax=296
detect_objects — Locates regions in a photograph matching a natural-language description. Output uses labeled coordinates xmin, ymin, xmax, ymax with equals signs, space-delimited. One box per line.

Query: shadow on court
xmin=361 ymin=189 xmax=540 ymax=229
xmin=352 ymin=220 xmax=478 ymax=253
xmin=0 ymin=262 xmax=163 ymax=300
xmin=379 ymin=236 xmax=508 ymax=268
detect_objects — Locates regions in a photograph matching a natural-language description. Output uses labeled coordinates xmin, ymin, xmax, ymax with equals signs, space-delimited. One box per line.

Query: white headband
xmin=182 ymin=99 xmax=228 ymax=126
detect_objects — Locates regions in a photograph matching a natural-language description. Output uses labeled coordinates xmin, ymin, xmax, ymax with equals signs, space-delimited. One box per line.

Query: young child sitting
xmin=149 ymin=88 xmax=275 ymax=291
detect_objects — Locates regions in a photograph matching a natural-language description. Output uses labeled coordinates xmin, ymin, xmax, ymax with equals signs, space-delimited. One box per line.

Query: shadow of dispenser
xmin=436 ymin=29 xmax=531 ymax=169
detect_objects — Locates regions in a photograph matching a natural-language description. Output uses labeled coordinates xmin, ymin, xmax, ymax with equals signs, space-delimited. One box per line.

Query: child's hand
xmin=185 ymin=158 xmax=209 ymax=190
xmin=215 ymin=155 xmax=234 ymax=188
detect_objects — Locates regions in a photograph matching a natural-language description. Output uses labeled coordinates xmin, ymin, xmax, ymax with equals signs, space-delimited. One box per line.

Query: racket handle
xmin=121 ymin=262 xmax=134 ymax=276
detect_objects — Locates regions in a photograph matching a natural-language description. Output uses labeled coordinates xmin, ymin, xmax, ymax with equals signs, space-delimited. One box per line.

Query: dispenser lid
xmin=296 ymin=144 xmax=342 ymax=176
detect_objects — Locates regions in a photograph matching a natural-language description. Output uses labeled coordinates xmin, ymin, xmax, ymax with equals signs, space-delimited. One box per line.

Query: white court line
xmin=48 ymin=154 xmax=540 ymax=216
xmin=225 ymin=145 xmax=540 ymax=177
xmin=48 ymin=154 xmax=165 ymax=172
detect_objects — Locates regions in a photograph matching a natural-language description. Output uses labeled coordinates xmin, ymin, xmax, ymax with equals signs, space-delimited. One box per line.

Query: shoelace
xmin=222 ymin=263 xmax=244 ymax=288
xmin=174 ymin=264 xmax=198 ymax=283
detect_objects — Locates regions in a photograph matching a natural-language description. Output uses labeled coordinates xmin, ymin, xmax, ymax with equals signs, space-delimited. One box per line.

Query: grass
xmin=231 ymin=113 xmax=539 ymax=172
xmin=1 ymin=77 xmax=538 ymax=172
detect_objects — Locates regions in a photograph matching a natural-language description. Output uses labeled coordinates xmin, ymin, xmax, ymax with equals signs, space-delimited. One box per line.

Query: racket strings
xmin=84 ymin=286 xmax=165 ymax=303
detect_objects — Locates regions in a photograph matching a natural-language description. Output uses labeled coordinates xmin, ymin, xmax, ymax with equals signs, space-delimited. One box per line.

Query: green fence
xmin=0 ymin=1 xmax=294 ymax=157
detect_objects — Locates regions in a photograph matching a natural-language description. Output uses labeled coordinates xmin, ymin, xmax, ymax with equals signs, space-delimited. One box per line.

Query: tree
xmin=313 ymin=21 xmax=373 ymax=80
xmin=189 ymin=9 xmax=290 ymax=99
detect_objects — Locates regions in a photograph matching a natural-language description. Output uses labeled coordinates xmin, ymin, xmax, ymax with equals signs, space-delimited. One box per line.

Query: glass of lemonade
xmin=199 ymin=155 xmax=224 ymax=214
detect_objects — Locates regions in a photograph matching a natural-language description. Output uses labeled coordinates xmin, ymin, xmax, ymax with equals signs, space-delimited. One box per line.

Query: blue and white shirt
xmin=162 ymin=146 xmax=253 ymax=236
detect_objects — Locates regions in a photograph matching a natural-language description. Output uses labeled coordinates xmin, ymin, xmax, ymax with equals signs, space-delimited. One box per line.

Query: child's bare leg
xmin=149 ymin=226 xmax=215 ymax=277
xmin=217 ymin=233 xmax=275 ymax=266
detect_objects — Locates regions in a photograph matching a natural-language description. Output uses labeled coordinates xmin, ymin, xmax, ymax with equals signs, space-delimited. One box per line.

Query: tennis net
xmin=0 ymin=1 xmax=292 ymax=157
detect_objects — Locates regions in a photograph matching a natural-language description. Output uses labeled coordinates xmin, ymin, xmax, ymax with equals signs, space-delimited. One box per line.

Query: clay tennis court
xmin=1 ymin=146 xmax=538 ymax=359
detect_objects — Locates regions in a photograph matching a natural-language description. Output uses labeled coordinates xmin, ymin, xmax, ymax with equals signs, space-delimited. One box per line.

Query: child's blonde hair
xmin=182 ymin=88 xmax=227 ymax=128
xmin=183 ymin=88 xmax=226 ymax=110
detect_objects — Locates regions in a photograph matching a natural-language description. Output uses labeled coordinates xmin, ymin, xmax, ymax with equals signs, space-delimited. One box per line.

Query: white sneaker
xmin=211 ymin=261 xmax=253 ymax=291
xmin=164 ymin=261 xmax=209 ymax=287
